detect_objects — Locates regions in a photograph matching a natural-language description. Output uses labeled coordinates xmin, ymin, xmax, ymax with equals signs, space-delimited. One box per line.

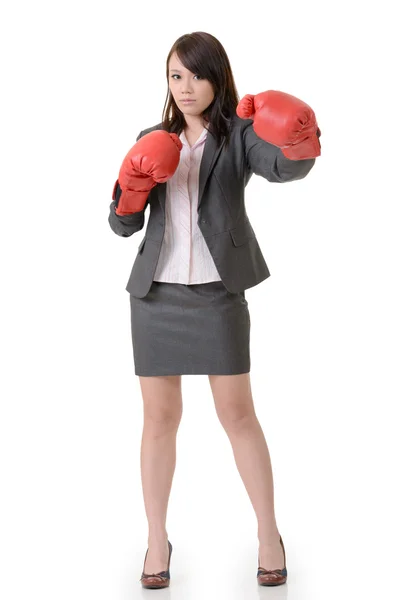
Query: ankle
xmin=258 ymin=527 xmax=280 ymax=546
xmin=147 ymin=528 xmax=168 ymax=544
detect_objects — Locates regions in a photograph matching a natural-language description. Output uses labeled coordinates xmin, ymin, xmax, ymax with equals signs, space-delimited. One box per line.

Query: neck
xmin=184 ymin=115 xmax=207 ymax=131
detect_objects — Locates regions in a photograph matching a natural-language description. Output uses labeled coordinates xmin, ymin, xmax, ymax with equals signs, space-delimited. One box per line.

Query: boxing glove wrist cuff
xmin=115 ymin=189 xmax=150 ymax=216
xmin=281 ymin=128 xmax=321 ymax=160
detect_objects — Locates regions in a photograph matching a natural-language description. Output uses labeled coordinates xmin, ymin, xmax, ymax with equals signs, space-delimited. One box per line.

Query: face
xmin=168 ymin=52 xmax=215 ymax=121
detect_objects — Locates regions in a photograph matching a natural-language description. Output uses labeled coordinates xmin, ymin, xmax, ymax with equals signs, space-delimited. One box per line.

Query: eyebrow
xmin=169 ymin=69 xmax=182 ymax=73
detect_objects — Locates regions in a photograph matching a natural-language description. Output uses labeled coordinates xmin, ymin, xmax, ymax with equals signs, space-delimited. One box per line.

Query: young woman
xmin=108 ymin=31 xmax=321 ymax=589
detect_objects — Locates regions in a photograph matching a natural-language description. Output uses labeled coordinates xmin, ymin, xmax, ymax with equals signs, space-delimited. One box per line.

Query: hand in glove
xmin=113 ymin=130 xmax=183 ymax=215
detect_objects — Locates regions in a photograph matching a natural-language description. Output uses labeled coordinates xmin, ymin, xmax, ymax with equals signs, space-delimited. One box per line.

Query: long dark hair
xmin=161 ymin=32 xmax=240 ymax=149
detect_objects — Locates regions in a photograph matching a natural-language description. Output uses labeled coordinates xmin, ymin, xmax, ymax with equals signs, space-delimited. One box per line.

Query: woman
xmin=108 ymin=31 xmax=320 ymax=588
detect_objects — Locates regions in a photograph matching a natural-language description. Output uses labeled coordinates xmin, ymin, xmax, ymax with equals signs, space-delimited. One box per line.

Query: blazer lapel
xmin=197 ymin=129 xmax=224 ymax=211
xmin=156 ymin=126 xmax=225 ymax=214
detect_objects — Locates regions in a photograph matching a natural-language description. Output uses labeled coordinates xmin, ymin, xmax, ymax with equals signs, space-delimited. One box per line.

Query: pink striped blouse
xmin=153 ymin=128 xmax=221 ymax=284
xmin=153 ymin=126 xmax=222 ymax=285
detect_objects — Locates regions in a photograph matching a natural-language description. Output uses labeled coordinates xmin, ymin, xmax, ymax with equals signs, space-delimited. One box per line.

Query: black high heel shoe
xmin=139 ymin=540 xmax=173 ymax=589
xmin=257 ymin=535 xmax=287 ymax=586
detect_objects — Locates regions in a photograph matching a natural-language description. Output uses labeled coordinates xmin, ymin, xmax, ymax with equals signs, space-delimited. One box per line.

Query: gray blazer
xmin=108 ymin=114 xmax=316 ymax=298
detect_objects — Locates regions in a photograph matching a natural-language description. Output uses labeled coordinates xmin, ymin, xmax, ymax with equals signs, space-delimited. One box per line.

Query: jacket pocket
xmin=229 ymin=219 xmax=255 ymax=247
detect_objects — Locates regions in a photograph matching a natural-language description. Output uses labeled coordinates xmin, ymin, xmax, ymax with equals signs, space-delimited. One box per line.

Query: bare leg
xmin=209 ymin=373 xmax=285 ymax=570
xmin=139 ymin=375 xmax=183 ymax=573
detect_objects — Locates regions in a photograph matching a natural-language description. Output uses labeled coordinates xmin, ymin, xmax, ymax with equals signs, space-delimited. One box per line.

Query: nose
xmin=180 ymin=79 xmax=194 ymax=94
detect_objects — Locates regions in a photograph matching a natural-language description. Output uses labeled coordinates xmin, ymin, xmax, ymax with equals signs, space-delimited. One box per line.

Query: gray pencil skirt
xmin=129 ymin=280 xmax=251 ymax=376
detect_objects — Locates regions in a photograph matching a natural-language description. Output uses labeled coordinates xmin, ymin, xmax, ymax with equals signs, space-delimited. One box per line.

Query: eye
xmin=171 ymin=74 xmax=203 ymax=80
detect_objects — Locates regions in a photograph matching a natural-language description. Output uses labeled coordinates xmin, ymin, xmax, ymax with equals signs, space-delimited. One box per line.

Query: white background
xmin=1 ymin=1 xmax=399 ymax=598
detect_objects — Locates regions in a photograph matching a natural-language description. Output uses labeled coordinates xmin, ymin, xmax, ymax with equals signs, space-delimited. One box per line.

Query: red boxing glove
xmin=237 ymin=90 xmax=321 ymax=160
xmin=114 ymin=130 xmax=183 ymax=215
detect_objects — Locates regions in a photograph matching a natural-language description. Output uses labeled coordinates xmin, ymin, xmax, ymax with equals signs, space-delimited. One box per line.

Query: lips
xmin=181 ymin=99 xmax=195 ymax=103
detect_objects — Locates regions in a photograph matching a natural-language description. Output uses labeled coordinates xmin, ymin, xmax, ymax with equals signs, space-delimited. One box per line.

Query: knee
xmin=141 ymin=376 xmax=183 ymax=434
xmin=143 ymin=408 xmax=182 ymax=434
xmin=217 ymin=407 xmax=256 ymax=433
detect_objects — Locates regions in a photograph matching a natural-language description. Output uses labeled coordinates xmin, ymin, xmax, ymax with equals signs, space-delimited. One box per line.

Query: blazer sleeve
xmin=108 ymin=130 xmax=150 ymax=237
xmin=242 ymin=120 xmax=316 ymax=183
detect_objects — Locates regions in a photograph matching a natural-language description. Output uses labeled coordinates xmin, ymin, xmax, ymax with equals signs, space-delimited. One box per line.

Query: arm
xmin=108 ymin=198 xmax=147 ymax=237
xmin=108 ymin=130 xmax=148 ymax=237
xmin=108 ymin=128 xmax=182 ymax=237
xmin=239 ymin=89 xmax=320 ymax=183
xmin=242 ymin=120 xmax=316 ymax=183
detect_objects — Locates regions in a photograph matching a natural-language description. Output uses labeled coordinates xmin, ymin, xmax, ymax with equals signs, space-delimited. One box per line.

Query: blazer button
xmin=201 ymin=219 xmax=207 ymax=224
